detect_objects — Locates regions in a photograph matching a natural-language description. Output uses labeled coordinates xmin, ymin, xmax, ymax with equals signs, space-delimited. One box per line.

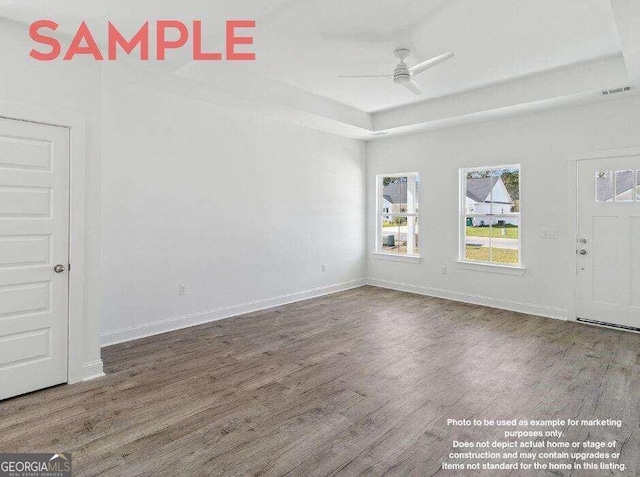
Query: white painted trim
xmin=454 ymin=260 xmax=526 ymax=275
xmin=376 ymin=171 xmax=418 ymax=178
xmin=0 ymin=101 xmax=101 ymax=385
xmin=373 ymin=253 xmax=422 ymax=263
xmin=101 ymin=278 xmax=367 ymax=347
xmin=371 ymin=56 xmax=634 ymax=139
xmin=567 ymin=158 xmax=579 ymax=323
xmin=82 ymin=360 xmax=105 ymax=381
xmin=367 ymin=278 xmax=567 ymax=321
xmin=463 ymin=163 xmax=521 ymax=173
xmin=570 ymin=145 xmax=640 ymax=161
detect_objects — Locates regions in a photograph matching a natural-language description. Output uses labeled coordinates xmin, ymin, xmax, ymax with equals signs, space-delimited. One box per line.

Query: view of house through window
xmin=378 ymin=173 xmax=419 ymax=256
xmin=595 ymin=169 xmax=640 ymax=202
xmin=462 ymin=165 xmax=520 ymax=265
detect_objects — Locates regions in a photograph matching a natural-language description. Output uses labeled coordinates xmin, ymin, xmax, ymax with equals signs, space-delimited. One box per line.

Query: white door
xmin=577 ymin=155 xmax=640 ymax=330
xmin=0 ymin=118 xmax=70 ymax=400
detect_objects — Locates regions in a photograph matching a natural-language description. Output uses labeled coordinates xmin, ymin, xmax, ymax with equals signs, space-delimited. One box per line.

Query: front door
xmin=577 ymin=154 xmax=640 ymax=330
xmin=0 ymin=118 xmax=70 ymax=400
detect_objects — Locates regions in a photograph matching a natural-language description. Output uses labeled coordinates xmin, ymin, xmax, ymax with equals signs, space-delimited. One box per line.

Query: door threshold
xmin=577 ymin=317 xmax=640 ymax=333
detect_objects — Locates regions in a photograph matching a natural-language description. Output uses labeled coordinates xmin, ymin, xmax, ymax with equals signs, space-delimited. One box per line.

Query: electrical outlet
xmin=441 ymin=266 xmax=447 ymax=275
xmin=541 ymin=229 xmax=559 ymax=240
xmin=179 ymin=284 xmax=188 ymax=295
xmin=321 ymin=264 xmax=327 ymax=273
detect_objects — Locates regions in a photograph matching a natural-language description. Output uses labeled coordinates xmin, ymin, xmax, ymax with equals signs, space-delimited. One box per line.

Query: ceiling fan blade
xmin=409 ymin=51 xmax=454 ymax=76
xmin=339 ymin=75 xmax=393 ymax=78
xmin=403 ymin=79 xmax=423 ymax=95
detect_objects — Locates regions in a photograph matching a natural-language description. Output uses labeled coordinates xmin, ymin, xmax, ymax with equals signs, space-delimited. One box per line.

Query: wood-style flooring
xmin=0 ymin=286 xmax=638 ymax=476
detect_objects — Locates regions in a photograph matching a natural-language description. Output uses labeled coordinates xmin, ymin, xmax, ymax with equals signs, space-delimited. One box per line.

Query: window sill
xmin=373 ymin=252 xmax=422 ymax=263
xmin=454 ymin=260 xmax=526 ymax=275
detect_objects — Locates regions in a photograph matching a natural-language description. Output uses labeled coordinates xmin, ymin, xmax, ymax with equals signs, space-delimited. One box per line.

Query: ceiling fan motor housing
xmin=393 ymin=49 xmax=412 ymax=84
xmin=393 ymin=62 xmax=411 ymax=84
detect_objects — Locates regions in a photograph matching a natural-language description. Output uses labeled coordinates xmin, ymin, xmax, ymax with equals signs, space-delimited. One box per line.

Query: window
xmin=377 ymin=173 xmax=419 ymax=256
xmin=460 ymin=165 xmax=520 ymax=266
xmin=596 ymin=170 xmax=640 ymax=202
xmin=595 ymin=171 xmax=613 ymax=202
xmin=615 ymin=170 xmax=634 ymax=202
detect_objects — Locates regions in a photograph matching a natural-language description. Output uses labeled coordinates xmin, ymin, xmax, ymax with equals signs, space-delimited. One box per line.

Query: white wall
xmin=0 ymin=18 xmax=366 ymax=357
xmin=100 ymin=68 xmax=366 ymax=344
xmin=0 ymin=20 xmax=103 ymax=372
xmin=367 ymin=94 xmax=640 ymax=319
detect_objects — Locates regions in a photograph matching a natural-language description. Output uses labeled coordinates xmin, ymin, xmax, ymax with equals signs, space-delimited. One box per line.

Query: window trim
xmin=373 ymin=252 xmax=423 ymax=263
xmin=376 ymin=172 xmax=421 ymax=259
xmin=459 ymin=164 xmax=522 ymax=268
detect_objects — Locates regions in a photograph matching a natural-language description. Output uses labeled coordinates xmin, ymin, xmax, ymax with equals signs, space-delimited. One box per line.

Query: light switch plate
xmin=541 ymin=229 xmax=559 ymax=239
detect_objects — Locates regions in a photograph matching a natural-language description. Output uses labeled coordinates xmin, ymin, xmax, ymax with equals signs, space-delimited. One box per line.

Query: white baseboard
xmin=100 ymin=277 xmax=567 ymax=349
xmin=100 ymin=278 xmax=367 ymax=347
xmin=367 ymin=278 xmax=568 ymax=321
xmin=82 ymin=359 xmax=105 ymax=381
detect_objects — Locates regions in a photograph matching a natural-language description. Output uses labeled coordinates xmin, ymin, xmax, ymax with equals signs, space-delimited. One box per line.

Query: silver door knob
xmin=54 ymin=264 xmax=65 ymax=273
xmin=579 ymin=249 xmax=587 ymax=256
xmin=579 ymin=238 xmax=587 ymax=244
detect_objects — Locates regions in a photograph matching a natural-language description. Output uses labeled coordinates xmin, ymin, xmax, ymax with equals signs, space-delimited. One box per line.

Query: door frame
xmin=568 ymin=145 xmax=640 ymax=329
xmin=0 ymin=101 xmax=91 ymax=384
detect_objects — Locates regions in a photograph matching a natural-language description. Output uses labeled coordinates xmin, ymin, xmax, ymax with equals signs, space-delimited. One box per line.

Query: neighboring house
xmin=381 ymin=180 xmax=411 ymax=245
xmin=465 ymin=177 xmax=519 ymax=226
xmin=381 ymin=195 xmax=393 ymax=220
xmin=596 ymin=172 xmax=636 ymax=202
xmin=382 ymin=180 xmax=408 ymax=220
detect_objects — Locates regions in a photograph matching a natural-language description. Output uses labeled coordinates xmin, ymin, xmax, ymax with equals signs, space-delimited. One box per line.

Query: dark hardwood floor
xmin=0 ymin=286 xmax=638 ymax=476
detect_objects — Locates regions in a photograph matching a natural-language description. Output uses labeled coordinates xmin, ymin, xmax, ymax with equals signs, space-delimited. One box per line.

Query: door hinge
xmin=68 ymin=263 xmax=71 ymax=272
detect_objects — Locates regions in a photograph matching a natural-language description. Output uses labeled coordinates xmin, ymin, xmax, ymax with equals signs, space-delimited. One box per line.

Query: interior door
xmin=577 ymin=155 xmax=640 ymax=330
xmin=0 ymin=118 xmax=70 ymax=400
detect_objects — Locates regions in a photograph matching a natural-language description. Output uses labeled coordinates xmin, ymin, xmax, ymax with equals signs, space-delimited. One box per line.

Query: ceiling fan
xmin=339 ymin=48 xmax=454 ymax=95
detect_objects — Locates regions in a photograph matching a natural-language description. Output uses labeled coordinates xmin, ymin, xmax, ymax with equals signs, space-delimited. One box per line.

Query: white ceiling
xmin=0 ymin=0 xmax=624 ymax=113
xmin=242 ymin=0 xmax=622 ymax=112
